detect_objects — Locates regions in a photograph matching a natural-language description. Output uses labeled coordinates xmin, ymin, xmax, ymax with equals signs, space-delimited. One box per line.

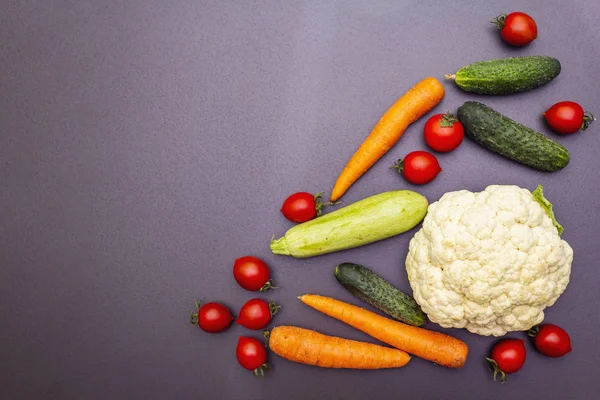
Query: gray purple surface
xmin=1 ymin=1 xmax=599 ymax=399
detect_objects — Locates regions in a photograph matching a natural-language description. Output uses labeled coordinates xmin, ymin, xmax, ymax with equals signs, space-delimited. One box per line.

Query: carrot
xmin=267 ymin=325 xmax=410 ymax=369
xmin=299 ymin=294 xmax=468 ymax=368
xmin=330 ymin=77 xmax=445 ymax=202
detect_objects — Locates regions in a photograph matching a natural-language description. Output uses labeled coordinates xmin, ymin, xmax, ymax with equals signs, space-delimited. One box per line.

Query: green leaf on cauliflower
xmin=532 ymin=184 xmax=564 ymax=236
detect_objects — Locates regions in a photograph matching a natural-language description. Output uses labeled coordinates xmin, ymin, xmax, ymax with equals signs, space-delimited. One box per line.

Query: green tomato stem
xmin=491 ymin=14 xmax=507 ymax=29
xmin=259 ymin=279 xmax=279 ymax=292
xmin=253 ymin=363 xmax=271 ymax=378
xmin=268 ymin=301 xmax=281 ymax=317
xmin=390 ymin=159 xmax=405 ymax=174
xmin=189 ymin=299 xmax=202 ymax=325
xmin=485 ymin=357 xmax=507 ymax=383
xmin=582 ymin=111 xmax=595 ymax=131
xmin=528 ymin=325 xmax=540 ymax=337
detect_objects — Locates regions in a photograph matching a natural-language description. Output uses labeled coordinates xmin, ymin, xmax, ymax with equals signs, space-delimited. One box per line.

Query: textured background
xmin=1 ymin=0 xmax=599 ymax=399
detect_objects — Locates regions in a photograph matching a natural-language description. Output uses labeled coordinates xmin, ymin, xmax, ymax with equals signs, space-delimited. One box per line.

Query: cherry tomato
xmin=544 ymin=101 xmax=595 ymax=134
xmin=529 ymin=324 xmax=572 ymax=358
xmin=281 ymin=192 xmax=328 ymax=223
xmin=424 ymin=112 xmax=465 ymax=152
xmin=392 ymin=151 xmax=442 ymax=185
xmin=190 ymin=301 xmax=233 ymax=333
xmin=236 ymin=298 xmax=280 ymax=330
xmin=233 ymin=256 xmax=276 ymax=292
xmin=492 ymin=12 xmax=538 ymax=46
xmin=236 ymin=336 xmax=270 ymax=376
xmin=486 ymin=339 xmax=526 ymax=382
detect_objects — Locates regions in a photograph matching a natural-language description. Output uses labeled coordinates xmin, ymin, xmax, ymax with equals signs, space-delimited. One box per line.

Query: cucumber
xmin=270 ymin=190 xmax=428 ymax=258
xmin=446 ymin=56 xmax=561 ymax=95
xmin=334 ymin=262 xmax=427 ymax=326
xmin=457 ymin=101 xmax=570 ymax=171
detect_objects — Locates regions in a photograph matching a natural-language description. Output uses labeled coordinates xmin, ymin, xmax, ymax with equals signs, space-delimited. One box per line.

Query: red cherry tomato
xmin=392 ymin=151 xmax=442 ymax=185
xmin=424 ymin=112 xmax=465 ymax=152
xmin=544 ymin=101 xmax=595 ymax=134
xmin=529 ymin=324 xmax=572 ymax=358
xmin=190 ymin=301 xmax=233 ymax=333
xmin=236 ymin=336 xmax=269 ymax=375
xmin=236 ymin=298 xmax=280 ymax=330
xmin=233 ymin=256 xmax=276 ymax=292
xmin=486 ymin=339 xmax=526 ymax=382
xmin=492 ymin=12 xmax=538 ymax=46
xmin=281 ymin=192 xmax=327 ymax=223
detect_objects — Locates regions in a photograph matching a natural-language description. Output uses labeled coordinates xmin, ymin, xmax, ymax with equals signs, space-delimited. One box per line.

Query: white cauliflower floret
xmin=406 ymin=185 xmax=573 ymax=336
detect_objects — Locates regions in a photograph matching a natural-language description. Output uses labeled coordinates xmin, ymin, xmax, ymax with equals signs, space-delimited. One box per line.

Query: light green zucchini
xmin=270 ymin=190 xmax=428 ymax=258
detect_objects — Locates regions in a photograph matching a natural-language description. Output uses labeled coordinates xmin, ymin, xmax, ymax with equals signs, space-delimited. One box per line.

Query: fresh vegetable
xmin=233 ymin=256 xmax=276 ymax=292
xmin=424 ymin=112 xmax=464 ymax=152
xmin=299 ymin=294 xmax=469 ymax=368
xmin=266 ymin=325 xmax=411 ymax=369
xmin=486 ymin=339 xmax=526 ymax=382
xmin=544 ymin=101 xmax=595 ymax=134
xmin=391 ymin=151 xmax=442 ymax=185
xmin=334 ymin=262 xmax=427 ymax=326
xmin=236 ymin=336 xmax=270 ymax=376
xmin=445 ymin=56 xmax=561 ymax=95
xmin=281 ymin=192 xmax=329 ymax=223
xmin=492 ymin=12 xmax=538 ymax=47
xmin=270 ymin=190 xmax=428 ymax=258
xmin=330 ymin=77 xmax=445 ymax=202
xmin=457 ymin=101 xmax=570 ymax=172
xmin=237 ymin=299 xmax=280 ymax=330
xmin=190 ymin=300 xmax=233 ymax=333
xmin=529 ymin=324 xmax=572 ymax=358
xmin=406 ymin=184 xmax=573 ymax=336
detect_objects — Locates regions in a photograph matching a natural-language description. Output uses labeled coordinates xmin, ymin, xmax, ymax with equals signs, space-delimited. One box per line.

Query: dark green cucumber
xmin=457 ymin=101 xmax=570 ymax=171
xmin=334 ymin=262 xmax=427 ymax=326
xmin=447 ymin=56 xmax=561 ymax=94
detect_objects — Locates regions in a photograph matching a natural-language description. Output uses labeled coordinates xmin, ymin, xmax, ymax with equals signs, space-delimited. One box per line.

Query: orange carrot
xmin=267 ymin=325 xmax=410 ymax=369
xmin=330 ymin=77 xmax=445 ymax=202
xmin=299 ymin=294 xmax=468 ymax=368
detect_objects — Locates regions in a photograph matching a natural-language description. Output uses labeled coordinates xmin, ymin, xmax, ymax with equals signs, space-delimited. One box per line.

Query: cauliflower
xmin=405 ymin=185 xmax=573 ymax=336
